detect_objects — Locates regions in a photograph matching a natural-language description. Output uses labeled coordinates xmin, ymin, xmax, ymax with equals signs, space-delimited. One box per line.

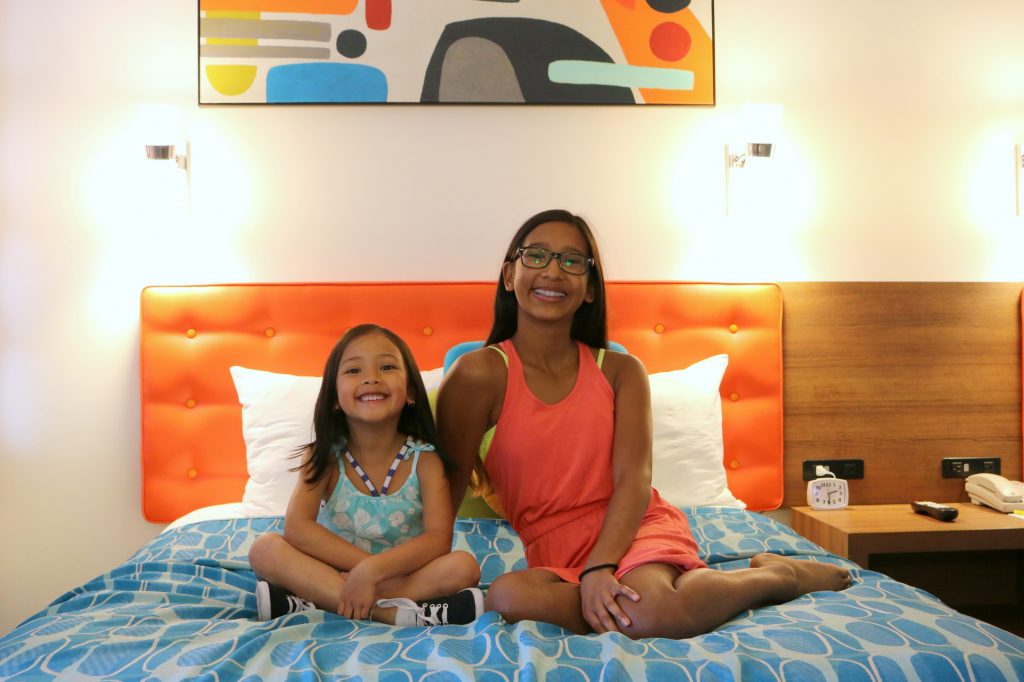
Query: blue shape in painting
xmin=267 ymin=63 xmax=387 ymax=103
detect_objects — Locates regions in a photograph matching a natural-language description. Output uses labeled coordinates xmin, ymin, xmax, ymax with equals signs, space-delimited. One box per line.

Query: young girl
xmin=248 ymin=324 xmax=483 ymax=626
xmin=436 ymin=209 xmax=851 ymax=638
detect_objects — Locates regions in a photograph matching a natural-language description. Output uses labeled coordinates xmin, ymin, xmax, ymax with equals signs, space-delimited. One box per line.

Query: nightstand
xmin=791 ymin=503 xmax=1024 ymax=635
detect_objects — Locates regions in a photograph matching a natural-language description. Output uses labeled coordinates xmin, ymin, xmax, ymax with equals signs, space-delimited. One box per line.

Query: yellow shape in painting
xmin=205 ymin=10 xmax=259 ymax=18
xmin=206 ymin=65 xmax=258 ymax=96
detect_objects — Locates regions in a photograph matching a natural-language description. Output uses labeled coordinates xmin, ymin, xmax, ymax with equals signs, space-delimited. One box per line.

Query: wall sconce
xmin=145 ymin=142 xmax=189 ymax=172
xmin=144 ymin=141 xmax=191 ymax=210
xmin=1016 ymin=143 xmax=1023 ymax=217
xmin=724 ymin=104 xmax=783 ymax=216
xmin=727 ymin=142 xmax=774 ymax=169
xmin=724 ymin=140 xmax=776 ymax=216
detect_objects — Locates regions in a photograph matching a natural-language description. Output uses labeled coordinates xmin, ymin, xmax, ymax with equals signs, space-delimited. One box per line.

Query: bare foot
xmin=751 ymin=553 xmax=852 ymax=598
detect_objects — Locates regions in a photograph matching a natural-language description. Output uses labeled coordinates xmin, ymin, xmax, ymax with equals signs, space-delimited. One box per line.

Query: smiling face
xmin=502 ymin=220 xmax=595 ymax=325
xmin=335 ymin=331 xmax=410 ymax=428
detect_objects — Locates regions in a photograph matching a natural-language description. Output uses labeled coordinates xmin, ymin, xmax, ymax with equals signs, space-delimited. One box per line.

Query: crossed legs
xmin=248 ymin=533 xmax=480 ymax=623
xmin=485 ymin=553 xmax=852 ymax=638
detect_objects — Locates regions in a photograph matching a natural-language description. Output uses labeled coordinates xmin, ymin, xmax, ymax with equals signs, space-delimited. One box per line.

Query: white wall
xmin=2 ymin=0 xmax=1023 ymax=635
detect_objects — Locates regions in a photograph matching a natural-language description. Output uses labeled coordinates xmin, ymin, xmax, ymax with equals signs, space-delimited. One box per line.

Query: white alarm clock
xmin=807 ymin=474 xmax=849 ymax=510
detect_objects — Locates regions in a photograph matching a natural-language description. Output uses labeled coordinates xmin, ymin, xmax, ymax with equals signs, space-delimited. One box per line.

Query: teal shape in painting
xmin=267 ymin=63 xmax=388 ymax=103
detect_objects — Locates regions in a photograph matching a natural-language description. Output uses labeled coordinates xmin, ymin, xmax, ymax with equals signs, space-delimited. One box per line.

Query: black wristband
xmin=578 ymin=563 xmax=618 ymax=581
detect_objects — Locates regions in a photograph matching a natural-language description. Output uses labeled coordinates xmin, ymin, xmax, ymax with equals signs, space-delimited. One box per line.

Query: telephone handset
xmin=965 ymin=473 xmax=1024 ymax=512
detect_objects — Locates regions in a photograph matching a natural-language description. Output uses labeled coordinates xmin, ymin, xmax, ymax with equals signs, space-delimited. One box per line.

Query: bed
xmin=2 ymin=282 xmax=1023 ymax=680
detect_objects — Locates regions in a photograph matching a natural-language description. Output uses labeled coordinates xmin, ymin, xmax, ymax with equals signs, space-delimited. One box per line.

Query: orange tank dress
xmin=483 ymin=339 xmax=707 ymax=583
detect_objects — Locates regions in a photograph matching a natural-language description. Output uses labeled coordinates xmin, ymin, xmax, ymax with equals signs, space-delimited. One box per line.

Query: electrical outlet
xmin=941 ymin=457 xmax=1001 ymax=479
xmin=801 ymin=459 xmax=865 ymax=481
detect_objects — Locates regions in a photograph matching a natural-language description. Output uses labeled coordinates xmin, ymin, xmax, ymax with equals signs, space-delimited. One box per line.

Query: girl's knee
xmin=248 ymin=533 xmax=287 ymax=575
xmin=483 ymin=574 xmax=521 ymax=622
xmin=452 ymin=550 xmax=482 ymax=586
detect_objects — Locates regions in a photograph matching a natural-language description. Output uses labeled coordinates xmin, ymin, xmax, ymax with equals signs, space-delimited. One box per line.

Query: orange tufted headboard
xmin=140 ymin=282 xmax=783 ymax=522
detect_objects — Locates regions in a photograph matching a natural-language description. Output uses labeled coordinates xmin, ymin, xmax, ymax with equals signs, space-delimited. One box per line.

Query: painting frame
xmin=198 ymin=0 xmax=715 ymax=106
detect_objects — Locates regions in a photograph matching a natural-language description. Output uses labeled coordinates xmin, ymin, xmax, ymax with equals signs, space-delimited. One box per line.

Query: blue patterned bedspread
xmin=3 ymin=508 xmax=1024 ymax=681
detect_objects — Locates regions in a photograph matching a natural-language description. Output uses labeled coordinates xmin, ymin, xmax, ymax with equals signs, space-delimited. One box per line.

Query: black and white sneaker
xmin=255 ymin=579 xmax=316 ymax=621
xmin=377 ymin=587 xmax=484 ymax=626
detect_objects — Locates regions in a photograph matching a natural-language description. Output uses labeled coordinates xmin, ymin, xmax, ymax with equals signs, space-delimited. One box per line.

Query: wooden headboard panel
xmin=140 ymin=282 xmax=782 ymax=522
xmin=780 ymin=282 xmax=1022 ymax=506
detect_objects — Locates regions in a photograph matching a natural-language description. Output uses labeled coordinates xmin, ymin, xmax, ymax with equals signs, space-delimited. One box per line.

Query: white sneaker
xmin=376 ymin=588 xmax=484 ymax=626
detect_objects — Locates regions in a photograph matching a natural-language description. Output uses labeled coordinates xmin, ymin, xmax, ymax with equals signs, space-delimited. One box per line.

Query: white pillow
xmin=229 ymin=365 xmax=444 ymax=517
xmin=420 ymin=366 xmax=443 ymax=393
xmin=649 ymin=354 xmax=745 ymax=509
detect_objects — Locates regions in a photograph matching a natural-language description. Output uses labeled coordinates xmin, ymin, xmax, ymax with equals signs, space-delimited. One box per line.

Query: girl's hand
xmin=336 ymin=564 xmax=379 ymax=620
xmin=580 ymin=570 xmax=640 ymax=634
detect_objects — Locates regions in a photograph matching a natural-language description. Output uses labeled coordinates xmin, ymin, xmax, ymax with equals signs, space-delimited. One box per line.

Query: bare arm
xmin=580 ymin=352 xmax=653 ymax=633
xmin=435 ymin=350 xmax=504 ymax=511
xmin=282 ymin=452 xmax=372 ymax=572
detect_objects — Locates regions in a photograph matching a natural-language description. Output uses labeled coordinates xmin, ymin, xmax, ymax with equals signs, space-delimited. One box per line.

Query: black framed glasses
xmin=514 ymin=247 xmax=594 ymax=275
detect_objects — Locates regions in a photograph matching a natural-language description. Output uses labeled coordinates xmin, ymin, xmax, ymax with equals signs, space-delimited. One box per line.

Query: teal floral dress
xmin=316 ymin=436 xmax=431 ymax=554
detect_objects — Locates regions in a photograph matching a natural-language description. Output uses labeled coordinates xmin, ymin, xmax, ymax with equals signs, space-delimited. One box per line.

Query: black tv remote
xmin=911 ymin=501 xmax=958 ymax=522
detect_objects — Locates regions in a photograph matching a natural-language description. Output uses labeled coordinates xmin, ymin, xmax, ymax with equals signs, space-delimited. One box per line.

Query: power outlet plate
xmin=801 ymin=459 xmax=865 ymax=481
xmin=941 ymin=457 xmax=1001 ymax=478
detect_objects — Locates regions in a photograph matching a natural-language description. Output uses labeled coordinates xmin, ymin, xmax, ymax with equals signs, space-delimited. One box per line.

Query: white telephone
xmin=965 ymin=473 xmax=1024 ymax=512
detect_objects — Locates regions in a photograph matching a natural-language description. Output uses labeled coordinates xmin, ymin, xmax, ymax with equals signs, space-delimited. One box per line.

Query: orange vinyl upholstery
xmin=140 ymin=282 xmax=783 ymax=522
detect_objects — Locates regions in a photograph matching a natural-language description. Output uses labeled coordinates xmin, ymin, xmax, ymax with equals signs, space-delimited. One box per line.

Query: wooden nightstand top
xmin=791 ymin=503 xmax=1024 ymax=567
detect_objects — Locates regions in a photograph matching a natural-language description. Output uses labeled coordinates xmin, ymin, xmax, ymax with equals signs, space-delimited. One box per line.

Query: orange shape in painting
xmin=599 ymin=0 xmax=714 ymax=104
xmin=206 ymin=65 xmax=258 ymax=96
xmin=200 ymin=0 xmax=357 ymax=14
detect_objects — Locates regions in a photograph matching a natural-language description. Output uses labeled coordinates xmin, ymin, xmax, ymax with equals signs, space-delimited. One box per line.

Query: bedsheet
xmin=3 ymin=508 xmax=1024 ymax=681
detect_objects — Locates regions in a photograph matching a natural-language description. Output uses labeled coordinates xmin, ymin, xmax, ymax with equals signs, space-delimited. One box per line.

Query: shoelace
xmin=418 ymin=602 xmax=448 ymax=626
xmin=286 ymin=595 xmax=314 ymax=613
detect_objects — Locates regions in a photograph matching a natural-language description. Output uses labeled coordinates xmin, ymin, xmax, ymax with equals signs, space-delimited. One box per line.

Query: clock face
xmin=807 ymin=478 xmax=849 ymax=510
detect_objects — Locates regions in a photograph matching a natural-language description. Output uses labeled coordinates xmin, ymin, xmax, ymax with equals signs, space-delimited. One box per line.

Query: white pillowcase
xmin=649 ymin=354 xmax=745 ymax=509
xmin=229 ymin=365 xmax=445 ymax=517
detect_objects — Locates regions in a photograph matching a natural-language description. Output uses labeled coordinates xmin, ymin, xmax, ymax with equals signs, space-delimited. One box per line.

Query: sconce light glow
xmin=961 ymin=127 xmax=1024 ymax=281
xmin=664 ymin=104 xmax=816 ymax=281
xmin=81 ymin=120 xmax=250 ymax=337
xmin=737 ymin=103 xmax=783 ymax=147
xmin=136 ymin=102 xmax=185 ymax=147
xmin=725 ymin=103 xmax=785 ymax=216
xmin=1016 ymin=143 xmax=1023 ymax=218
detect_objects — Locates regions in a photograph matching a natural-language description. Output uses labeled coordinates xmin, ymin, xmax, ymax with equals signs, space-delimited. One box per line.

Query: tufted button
xmin=730 ymin=392 xmax=740 ymax=402
xmin=265 ymin=327 xmax=275 ymax=338
xmin=654 ymin=323 xmax=665 ymax=334
xmin=728 ymin=324 xmax=739 ymax=334
xmin=186 ymin=328 xmax=197 ymax=338
xmin=423 ymin=326 xmax=433 ymax=336
xmin=186 ymin=467 xmax=198 ymax=479
xmin=729 ymin=460 xmax=740 ymax=469
xmin=185 ymin=398 xmax=197 ymax=409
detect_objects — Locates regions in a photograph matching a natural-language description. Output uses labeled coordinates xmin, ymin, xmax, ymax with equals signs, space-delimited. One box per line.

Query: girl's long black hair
xmin=485 ymin=209 xmax=608 ymax=348
xmin=298 ymin=324 xmax=451 ymax=486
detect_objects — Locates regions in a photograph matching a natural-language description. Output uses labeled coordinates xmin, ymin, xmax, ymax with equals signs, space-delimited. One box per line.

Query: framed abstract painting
xmin=198 ymin=0 xmax=715 ymax=105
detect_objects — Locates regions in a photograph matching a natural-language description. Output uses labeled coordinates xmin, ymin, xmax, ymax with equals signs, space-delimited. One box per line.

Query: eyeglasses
xmin=514 ymin=247 xmax=594 ymax=275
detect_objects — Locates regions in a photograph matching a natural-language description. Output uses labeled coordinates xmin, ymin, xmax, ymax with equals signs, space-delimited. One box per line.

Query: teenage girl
xmin=249 ymin=324 xmax=483 ymax=626
xmin=436 ymin=209 xmax=851 ymax=638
